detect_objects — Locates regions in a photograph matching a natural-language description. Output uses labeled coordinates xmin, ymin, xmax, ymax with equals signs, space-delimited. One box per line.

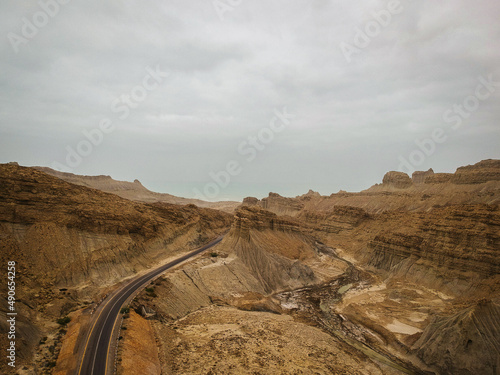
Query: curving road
xmin=77 ymin=235 xmax=224 ymax=375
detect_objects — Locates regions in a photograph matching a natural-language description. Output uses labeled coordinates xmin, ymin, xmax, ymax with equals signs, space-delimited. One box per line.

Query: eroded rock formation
xmin=412 ymin=300 xmax=500 ymax=375
xmin=412 ymin=168 xmax=434 ymax=184
xmin=382 ymin=171 xmax=413 ymax=188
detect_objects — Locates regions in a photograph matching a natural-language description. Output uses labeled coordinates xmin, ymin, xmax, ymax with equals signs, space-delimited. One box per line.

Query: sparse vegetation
xmin=120 ymin=307 xmax=130 ymax=314
xmin=210 ymin=252 xmax=218 ymax=257
xmin=56 ymin=316 xmax=71 ymax=326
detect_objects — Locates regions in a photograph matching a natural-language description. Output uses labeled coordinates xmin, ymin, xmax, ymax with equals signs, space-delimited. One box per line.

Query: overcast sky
xmin=1 ymin=1 xmax=499 ymax=201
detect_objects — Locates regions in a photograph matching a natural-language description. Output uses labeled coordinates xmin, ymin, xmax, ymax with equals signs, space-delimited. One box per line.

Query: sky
xmin=1 ymin=0 xmax=499 ymax=201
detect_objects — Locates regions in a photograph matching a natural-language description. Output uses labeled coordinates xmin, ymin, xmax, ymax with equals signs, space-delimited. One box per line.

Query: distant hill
xmin=33 ymin=166 xmax=240 ymax=213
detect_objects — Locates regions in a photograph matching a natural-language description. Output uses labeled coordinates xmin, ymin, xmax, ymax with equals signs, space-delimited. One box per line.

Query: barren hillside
xmin=0 ymin=163 xmax=232 ymax=373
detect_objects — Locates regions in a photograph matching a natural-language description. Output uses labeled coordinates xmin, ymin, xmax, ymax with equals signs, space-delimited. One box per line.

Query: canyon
xmin=0 ymin=159 xmax=499 ymax=374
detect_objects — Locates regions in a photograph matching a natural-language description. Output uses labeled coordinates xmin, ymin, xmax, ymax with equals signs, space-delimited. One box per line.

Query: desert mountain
xmin=1 ymin=159 xmax=499 ymax=374
xmin=33 ymin=166 xmax=240 ymax=213
xmin=0 ymin=163 xmax=232 ymax=373
xmin=242 ymin=159 xmax=500 ymax=215
xmin=129 ymin=205 xmax=393 ymax=374
xmin=123 ymin=159 xmax=500 ymax=374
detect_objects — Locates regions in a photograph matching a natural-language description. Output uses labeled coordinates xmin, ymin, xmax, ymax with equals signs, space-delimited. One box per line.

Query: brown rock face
xmin=425 ymin=173 xmax=453 ymax=184
xmin=260 ymin=192 xmax=305 ymax=215
xmin=300 ymin=189 xmax=322 ymax=200
xmin=367 ymin=204 xmax=500 ymax=293
xmin=0 ymin=163 xmax=231 ymax=241
xmin=451 ymin=159 xmax=500 ymax=184
xmin=220 ymin=206 xmax=319 ymax=293
xmin=382 ymin=171 xmax=413 ymax=188
xmin=298 ymin=205 xmax=370 ymax=234
xmin=423 ymin=159 xmax=500 ymax=185
xmin=242 ymin=196 xmax=259 ymax=206
xmin=233 ymin=206 xmax=303 ymax=240
xmin=412 ymin=168 xmax=434 ymax=184
xmin=412 ymin=300 xmax=500 ymax=375
xmin=3 ymin=159 xmax=499 ymax=375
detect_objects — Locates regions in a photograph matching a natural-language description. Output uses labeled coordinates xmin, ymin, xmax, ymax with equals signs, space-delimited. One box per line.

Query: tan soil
xmin=117 ymin=311 xmax=161 ymax=375
xmin=152 ymin=305 xmax=397 ymax=375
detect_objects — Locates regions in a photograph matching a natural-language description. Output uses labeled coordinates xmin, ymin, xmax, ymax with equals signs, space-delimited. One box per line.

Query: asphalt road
xmin=77 ymin=235 xmax=224 ymax=375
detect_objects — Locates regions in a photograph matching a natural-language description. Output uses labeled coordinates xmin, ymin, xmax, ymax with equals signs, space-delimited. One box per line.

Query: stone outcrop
xmin=451 ymin=159 xmax=500 ymax=184
xmin=131 ymin=159 xmax=500 ymax=375
xmin=238 ymin=160 xmax=500 ymax=217
xmin=135 ymin=205 xmax=320 ymax=324
xmin=298 ymin=206 xmax=370 ymax=234
xmin=259 ymin=192 xmax=305 ymax=216
xmin=1 ymin=165 xmax=229 ymax=239
xmin=382 ymin=171 xmax=413 ymax=188
xmin=424 ymin=173 xmax=453 ymax=184
xmin=412 ymin=168 xmax=434 ymax=184
xmin=299 ymin=189 xmax=322 ymax=200
xmin=367 ymin=204 xmax=500 ymax=294
xmin=412 ymin=300 xmax=500 ymax=375
xmin=233 ymin=206 xmax=303 ymax=240
xmin=3 ymin=159 xmax=500 ymax=375
xmin=423 ymin=159 xmax=500 ymax=185
xmin=226 ymin=206 xmax=318 ymax=292
xmin=242 ymin=196 xmax=259 ymax=206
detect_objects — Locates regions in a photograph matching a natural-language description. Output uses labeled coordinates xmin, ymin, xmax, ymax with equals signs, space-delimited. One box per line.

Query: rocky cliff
xmin=0 ymin=164 xmax=232 ymax=287
xmin=412 ymin=300 xmax=500 ymax=375
xmin=298 ymin=205 xmax=370 ymax=234
xmin=242 ymin=159 xmax=500 ymax=215
xmin=424 ymin=173 xmax=453 ymax=184
xmin=227 ymin=206 xmax=319 ymax=293
xmin=451 ymin=159 xmax=500 ymax=184
xmin=382 ymin=171 xmax=413 ymax=188
xmin=412 ymin=169 xmax=434 ymax=184
xmin=259 ymin=192 xmax=306 ymax=216
xmin=367 ymin=204 xmax=500 ymax=295
xmin=0 ymin=163 xmax=232 ymax=372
